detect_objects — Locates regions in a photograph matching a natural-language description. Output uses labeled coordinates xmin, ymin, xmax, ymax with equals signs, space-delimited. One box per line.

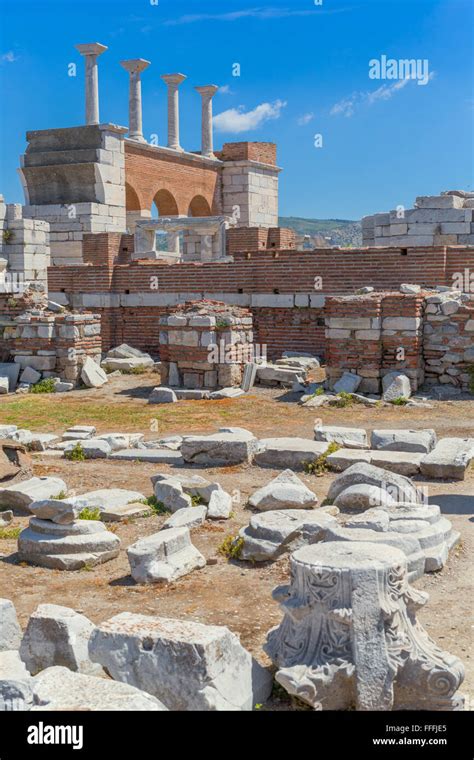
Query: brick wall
xmin=217 ymin=142 xmax=277 ymax=165
xmin=226 ymin=227 xmax=295 ymax=253
xmin=47 ymin=245 xmax=474 ymax=358
xmin=83 ymin=233 xmax=134 ymax=267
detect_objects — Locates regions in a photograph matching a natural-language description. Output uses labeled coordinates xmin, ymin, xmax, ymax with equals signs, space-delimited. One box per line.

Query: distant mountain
xmin=279 ymin=216 xmax=362 ymax=248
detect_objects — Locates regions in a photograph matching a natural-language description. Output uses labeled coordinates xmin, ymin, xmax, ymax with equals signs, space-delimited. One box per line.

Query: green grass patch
xmin=29 ymin=378 xmax=56 ymax=394
xmin=390 ymin=396 xmax=409 ymax=406
xmin=122 ymin=365 xmax=149 ymax=375
xmin=0 ymin=526 xmax=21 ymax=539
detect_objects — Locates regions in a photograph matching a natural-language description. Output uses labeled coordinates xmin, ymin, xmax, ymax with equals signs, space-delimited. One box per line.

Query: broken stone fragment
xmin=31 ymin=666 xmax=167 ymax=711
xmin=19 ymin=604 xmax=104 ymax=677
xmin=0 ymin=599 xmax=22 ymax=652
xmin=127 ymin=527 xmax=206 ymax=584
xmin=89 ymin=612 xmax=272 ymax=711
xmin=249 ymin=469 xmax=318 ymax=511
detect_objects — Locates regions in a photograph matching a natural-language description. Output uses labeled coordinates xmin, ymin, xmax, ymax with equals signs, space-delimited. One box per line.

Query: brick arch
xmin=124 ymin=143 xmax=222 ymax=216
xmin=188 ymin=195 xmax=212 ymax=217
xmin=153 ymin=189 xmax=180 ymax=216
xmin=125 ymin=182 xmax=141 ymax=211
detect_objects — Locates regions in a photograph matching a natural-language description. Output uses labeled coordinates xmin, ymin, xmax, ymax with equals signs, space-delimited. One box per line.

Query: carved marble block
xmin=265 ymin=542 xmax=464 ymax=711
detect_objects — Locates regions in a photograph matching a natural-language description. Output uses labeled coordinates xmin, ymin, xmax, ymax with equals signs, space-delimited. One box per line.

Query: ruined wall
xmin=47 ymin=243 xmax=474 ymax=358
xmin=325 ymin=291 xmax=474 ymax=393
xmin=362 ymin=191 xmax=474 ymax=247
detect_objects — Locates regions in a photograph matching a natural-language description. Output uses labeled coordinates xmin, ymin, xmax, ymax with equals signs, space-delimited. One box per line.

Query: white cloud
xmin=165 ymin=6 xmax=351 ymax=26
xmin=218 ymin=85 xmax=233 ymax=95
xmin=330 ymin=73 xmax=435 ymax=117
xmin=214 ymin=99 xmax=287 ymax=133
xmin=330 ymin=95 xmax=358 ymax=118
xmin=297 ymin=112 xmax=315 ymax=126
xmin=1 ymin=51 xmax=19 ymax=63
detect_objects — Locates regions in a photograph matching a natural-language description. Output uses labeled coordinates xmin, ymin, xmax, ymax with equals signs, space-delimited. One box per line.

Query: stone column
xmin=120 ymin=59 xmax=151 ymax=142
xmin=167 ymin=231 xmax=180 ymax=255
xmin=75 ymin=43 xmax=108 ymax=125
xmin=195 ymin=85 xmax=219 ymax=159
xmin=161 ymin=74 xmax=186 ymax=151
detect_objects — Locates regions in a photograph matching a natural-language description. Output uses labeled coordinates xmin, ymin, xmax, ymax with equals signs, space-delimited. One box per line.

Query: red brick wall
xmin=83 ymin=233 xmax=134 ymax=267
xmin=217 ymin=142 xmax=277 ymax=165
xmin=125 ymin=142 xmax=222 ymax=214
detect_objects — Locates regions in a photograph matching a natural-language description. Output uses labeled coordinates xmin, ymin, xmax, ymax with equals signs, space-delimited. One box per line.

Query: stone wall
xmin=362 ymin=190 xmax=474 ymax=247
xmin=423 ymin=291 xmax=474 ymax=390
xmin=325 ymin=290 xmax=474 ymax=393
xmin=0 ymin=310 xmax=102 ymax=384
xmin=0 ymin=199 xmax=50 ymax=291
xmin=159 ymin=301 xmax=253 ymax=389
xmin=20 ymin=125 xmax=128 ymax=266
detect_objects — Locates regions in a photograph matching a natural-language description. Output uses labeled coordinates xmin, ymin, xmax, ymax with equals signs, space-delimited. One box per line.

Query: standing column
xmin=195 ymin=85 xmax=219 ymax=158
xmin=75 ymin=43 xmax=108 ymax=125
xmin=120 ymin=59 xmax=151 ymax=142
xmin=161 ymin=74 xmax=186 ymax=151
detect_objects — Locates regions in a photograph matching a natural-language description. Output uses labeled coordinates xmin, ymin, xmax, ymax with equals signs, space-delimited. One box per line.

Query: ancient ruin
xmin=0 ymin=18 xmax=472 ymax=724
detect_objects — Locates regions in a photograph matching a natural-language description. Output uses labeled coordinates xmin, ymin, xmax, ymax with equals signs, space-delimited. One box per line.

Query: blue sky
xmin=0 ymin=0 xmax=472 ymax=220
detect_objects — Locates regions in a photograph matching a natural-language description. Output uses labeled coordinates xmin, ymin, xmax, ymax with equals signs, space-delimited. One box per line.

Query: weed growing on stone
xmin=333 ymin=391 xmax=356 ymax=408
xmin=191 ymin=494 xmax=204 ymax=506
xmin=139 ymin=496 xmax=170 ymax=515
xmin=54 ymin=491 xmax=67 ymax=500
xmin=78 ymin=507 xmax=101 ymax=520
xmin=218 ymin=534 xmax=244 ymax=559
xmin=304 ymin=442 xmax=341 ymax=476
xmin=65 ymin=442 xmax=85 ymax=461
xmin=122 ymin=365 xmax=149 ymax=375
xmin=467 ymin=366 xmax=474 ymax=394
xmin=29 ymin=378 xmax=56 ymax=394
xmin=390 ymin=396 xmax=409 ymax=406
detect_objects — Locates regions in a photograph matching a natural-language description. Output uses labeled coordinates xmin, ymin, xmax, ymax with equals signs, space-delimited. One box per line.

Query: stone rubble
xmin=0 ymin=599 xmax=22 ymax=652
xmin=248 ymin=470 xmax=318 ymax=511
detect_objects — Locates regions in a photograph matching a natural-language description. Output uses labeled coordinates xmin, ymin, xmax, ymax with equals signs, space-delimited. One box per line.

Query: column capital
xmin=120 ymin=58 xmax=151 ymax=75
xmin=161 ymin=73 xmax=187 ymax=87
xmin=75 ymin=42 xmax=108 ymax=58
xmin=195 ymin=84 xmax=219 ymax=98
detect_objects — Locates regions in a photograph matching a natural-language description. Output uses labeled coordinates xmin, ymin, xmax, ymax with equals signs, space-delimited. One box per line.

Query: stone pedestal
xmin=265 ymin=542 xmax=464 ymax=711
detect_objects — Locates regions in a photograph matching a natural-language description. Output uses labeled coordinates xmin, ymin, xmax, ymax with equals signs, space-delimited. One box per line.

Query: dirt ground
xmin=0 ymin=374 xmax=472 ymax=709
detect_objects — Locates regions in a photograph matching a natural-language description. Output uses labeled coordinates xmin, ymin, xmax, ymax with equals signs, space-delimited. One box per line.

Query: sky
xmin=0 ymin=0 xmax=473 ymax=220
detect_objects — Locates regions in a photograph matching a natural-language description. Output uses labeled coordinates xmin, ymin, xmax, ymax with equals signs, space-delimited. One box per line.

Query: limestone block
xmin=19 ymin=604 xmax=104 ymax=676
xmin=62 ymin=425 xmax=96 ymax=440
xmin=19 ymin=367 xmax=41 ymax=385
xmin=254 ymin=438 xmax=328 ymax=471
xmin=127 ymin=527 xmax=205 ymax=584
xmin=102 ymin=357 xmax=154 ymax=372
xmin=333 ymin=484 xmax=397 ymax=510
xmin=18 ymin=517 xmax=121 ymax=570
xmin=0 ymin=650 xmax=33 ymax=711
xmin=371 ymin=429 xmax=436 ymax=453
xmin=70 ymin=488 xmax=146 ymax=515
xmin=314 ymin=425 xmax=368 ymax=449
xmin=382 ymin=317 xmax=421 ymax=331
xmin=162 ymin=506 xmax=207 ymax=530
xmin=416 ymin=195 xmax=464 ymax=209
xmin=89 ymin=612 xmax=272 ymax=711
xmin=31 ymin=666 xmax=167 ymax=711
xmin=420 ymin=438 xmax=474 ymax=480
xmin=327 ymin=462 xmax=424 ymax=505
xmin=64 ymin=439 xmax=111 ymax=459
xmin=248 ymin=470 xmax=318 ymax=511
xmin=240 ymin=509 xmax=337 ymax=562
xmin=148 ymin=387 xmax=178 ymax=404
xmin=30 ymin=499 xmax=78 ymax=524
xmin=0 ymin=477 xmax=67 ymax=514
xmin=333 ymin=372 xmax=362 ymax=394
xmin=181 ymin=431 xmax=258 ymax=466
xmin=369 ymin=451 xmax=424 ymax=476
xmin=207 ymin=488 xmax=233 ymax=519
xmin=154 ymin=479 xmax=192 ymax=512
xmin=0 ymin=600 xmax=22 ymax=652
xmin=382 ymin=372 xmax=412 ymax=401
xmin=265 ymin=542 xmax=465 ymax=710
xmin=0 ymin=365 xmax=20 ymax=392
xmin=81 ymin=357 xmax=108 ymax=388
